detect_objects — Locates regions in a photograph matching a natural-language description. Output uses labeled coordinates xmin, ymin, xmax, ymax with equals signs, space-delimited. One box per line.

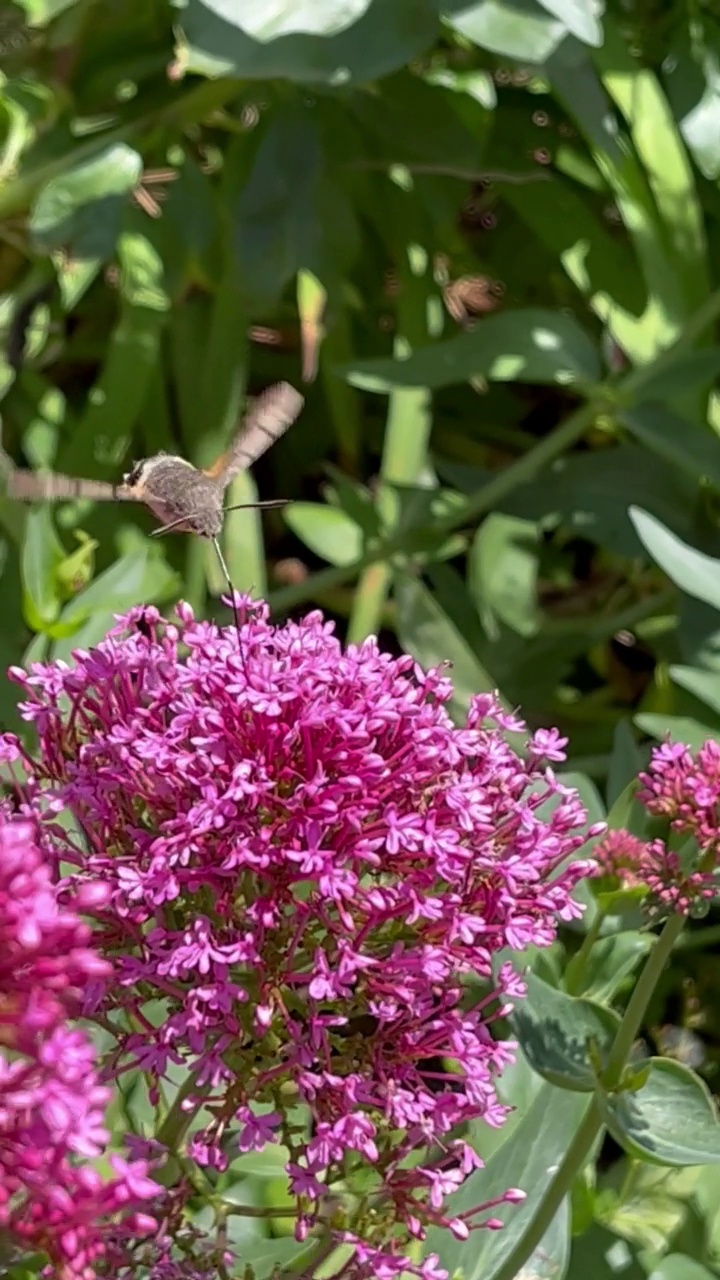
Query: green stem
xmin=565 ymin=909 xmax=606 ymax=996
xmin=603 ymin=911 xmax=685 ymax=1084
xmin=491 ymin=911 xmax=687 ymax=1280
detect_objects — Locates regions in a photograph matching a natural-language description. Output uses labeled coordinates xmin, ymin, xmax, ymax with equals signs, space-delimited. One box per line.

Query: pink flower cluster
xmin=638 ymin=739 xmax=720 ymax=847
xmin=3 ymin=602 xmax=598 ymax=1277
xmin=593 ymin=827 xmax=715 ymax=914
xmin=593 ymin=738 xmax=720 ymax=916
xmin=0 ymin=818 xmax=159 ymax=1278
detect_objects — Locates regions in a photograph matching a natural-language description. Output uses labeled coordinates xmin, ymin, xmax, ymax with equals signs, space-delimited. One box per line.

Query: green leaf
xmin=425 ymin=1081 xmax=590 ymax=1279
xmin=215 ymin=0 xmax=373 ymax=39
xmin=117 ymin=231 xmax=170 ymax=311
xmin=565 ymin=932 xmax=652 ymax=1002
xmin=21 ymin=506 xmax=65 ymax=626
xmin=537 ymin=0 xmax=603 ymax=45
xmin=632 ymin=349 xmax=720 ymax=403
xmin=394 ymin=567 xmax=500 ymax=722
xmin=444 ymin=0 xmax=570 ymax=61
xmin=629 ymin=507 xmax=720 ymax=611
xmin=29 ymin=144 xmax=142 ymax=261
xmin=343 ymin=308 xmax=601 ymax=392
xmin=503 ymin=443 xmax=697 ymax=559
xmin=600 ymin=1059 xmax=720 ymax=1166
xmin=233 ymin=111 xmax=359 ymax=313
xmin=510 ymin=969 xmax=620 ymax=1091
xmin=620 ymin=406 xmax=720 ymax=487
xmin=468 ymin=514 xmax=541 ymax=638
xmin=607 ymin=720 xmax=644 ymax=810
xmin=51 ymin=549 xmax=178 ymax=659
xmin=180 ymin=0 xmax=441 ymax=83
xmin=648 ymin=1258 xmax=718 ymax=1280
xmin=663 ymin=22 xmax=720 ymax=181
xmin=670 ymin=665 xmax=720 ymax=718
xmin=285 ymin=503 xmax=363 ymax=567
xmin=634 ymin=714 xmax=720 ymax=750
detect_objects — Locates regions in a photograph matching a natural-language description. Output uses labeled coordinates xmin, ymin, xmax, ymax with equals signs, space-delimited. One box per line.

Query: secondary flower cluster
xmin=593 ymin=739 xmax=720 ymax=915
xmin=0 ymin=818 xmax=160 ymax=1278
xmin=3 ymin=601 xmax=598 ymax=1278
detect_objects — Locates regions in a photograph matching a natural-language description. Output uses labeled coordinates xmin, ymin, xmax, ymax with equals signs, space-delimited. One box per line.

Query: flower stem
xmin=491 ymin=910 xmax=687 ymax=1280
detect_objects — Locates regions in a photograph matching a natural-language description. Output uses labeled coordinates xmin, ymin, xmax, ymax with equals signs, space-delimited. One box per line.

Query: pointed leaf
xmin=629 ymin=507 xmax=720 ymax=611
xmin=342 ymin=308 xmax=601 ymax=392
xmin=510 ymin=970 xmax=620 ymax=1091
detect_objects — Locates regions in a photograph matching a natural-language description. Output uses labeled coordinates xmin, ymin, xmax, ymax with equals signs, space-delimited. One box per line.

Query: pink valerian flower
xmin=594 ymin=827 xmax=716 ymax=915
xmin=4 ymin=601 xmax=599 ymax=1270
xmin=638 ymin=739 xmax=720 ymax=848
xmin=0 ymin=818 xmax=161 ymax=1277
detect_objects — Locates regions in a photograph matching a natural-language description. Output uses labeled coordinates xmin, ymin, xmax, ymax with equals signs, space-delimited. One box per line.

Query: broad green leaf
xmin=210 ymin=0 xmax=372 ymax=39
xmin=180 ymin=0 xmax=441 ymax=83
xmin=284 ymin=503 xmax=363 ymax=567
xmin=394 ymin=567 xmax=500 ymax=721
xmin=620 ymin=406 xmax=720 ymax=487
xmin=565 ymin=932 xmax=652 ymax=1002
xmin=537 ymin=0 xmax=603 ymax=45
xmin=234 ymin=112 xmax=358 ymax=313
xmin=629 ymin=507 xmax=720 ymax=611
xmin=631 ymin=349 xmax=720 ymax=403
xmin=52 ymin=549 xmax=178 ymax=659
xmin=469 ymin=514 xmax=541 ymax=638
xmin=568 ymin=1224 xmax=646 ymax=1279
xmin=58 ymin=303 xmax=165 ymax=477
xmin=607 ymin=720 xmax=644 ymax=810
xmin=549 ymin=42 xmax=687 ymax=358
xmin=343 ymin=308 xmax=601 ymax=391
xmin=600 ymin=1060 xmax=720 ymax=1167
xmin=502 ymin=444 xmax=697 ymax=559
xmin=444 ymin=0 xmax=570 ymax=61
xmin=21 ymin=506 xmax=64 ymax=626
xmin=510 ymin=969 xmax=620 ymax=1091
xmin=664 ymin=22 xmax=720 ymax=181
xmin=425 ymin=1081 xmax=590 ymax=1279
xmin=592 ymin=20 xmax=709 ymax=317
xmin=30 ymin=144 xmax=142 ymax=261
xmin=13 ymin=0 xmax=75 ymax=20
xmin=670 ymin=665 xmax=720 ymax=718
xmin=647 ymin=1259 xmax=717 ymax=1280
xmin=634 ymin=714 xmax=720 ymax=750
xmin=117 ymin=231 xmax=170 ymax=311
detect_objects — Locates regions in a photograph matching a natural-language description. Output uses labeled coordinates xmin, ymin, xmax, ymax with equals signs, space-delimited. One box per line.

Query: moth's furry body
xmin=119 ymin=455 xmax=224 ymax=538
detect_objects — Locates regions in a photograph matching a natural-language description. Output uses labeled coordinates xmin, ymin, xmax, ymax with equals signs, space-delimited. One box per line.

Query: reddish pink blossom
xmin=594 ymin=826 xmax=715 ymax=914
xmin=3 ymin=601 xmax=599 ymax=1275
xmin=0 ymin=819 xmax=161 ymax=1278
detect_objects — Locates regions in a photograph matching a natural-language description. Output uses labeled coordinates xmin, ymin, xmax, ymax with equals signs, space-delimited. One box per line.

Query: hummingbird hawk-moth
xmin=1 ymin=381 xmax=304 ymax=646
xmin=1 ymin=381 xmax=304 ymax=537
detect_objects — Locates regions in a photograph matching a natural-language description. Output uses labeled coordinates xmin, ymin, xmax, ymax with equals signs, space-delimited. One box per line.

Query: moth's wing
xmin=204 ymin=382 xmax=304 ymax=488
xmin=5 ymin=470 xmax=122 ymax=502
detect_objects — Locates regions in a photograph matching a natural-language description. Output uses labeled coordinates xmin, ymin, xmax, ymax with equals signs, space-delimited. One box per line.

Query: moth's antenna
xmin=150 ymin=499 xmax=289 ymax=539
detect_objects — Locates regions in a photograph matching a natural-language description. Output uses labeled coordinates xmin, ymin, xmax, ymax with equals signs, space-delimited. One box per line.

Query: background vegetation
xmin=7 ymin=1 xmax=720 ymax=1277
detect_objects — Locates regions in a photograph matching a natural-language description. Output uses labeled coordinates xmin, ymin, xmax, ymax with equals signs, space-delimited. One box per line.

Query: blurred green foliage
xmin=7 ymin=0 xmax=720 ymax=1276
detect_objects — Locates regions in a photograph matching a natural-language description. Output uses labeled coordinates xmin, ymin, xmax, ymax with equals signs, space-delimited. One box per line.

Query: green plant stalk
xmin=347 ymin=230 xmax=437 ymax=644
xmin=564 ymin=908 xmax=606 ymax=996
xmin=272 ymin=287 xmax=720 ymax=616
xmin=490 ymin=909 xmax=687 ymax=1280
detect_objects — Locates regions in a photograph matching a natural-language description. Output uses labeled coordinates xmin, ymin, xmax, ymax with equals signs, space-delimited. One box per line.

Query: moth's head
xmin=121 ymin=453 xmax=193 ymax=497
